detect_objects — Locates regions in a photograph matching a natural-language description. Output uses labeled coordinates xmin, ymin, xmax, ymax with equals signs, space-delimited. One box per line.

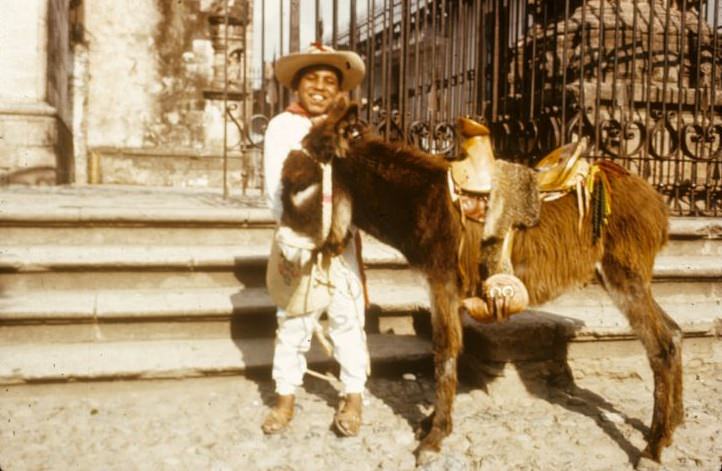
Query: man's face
xmin=296 ymin=67 xmax=340 ymax=116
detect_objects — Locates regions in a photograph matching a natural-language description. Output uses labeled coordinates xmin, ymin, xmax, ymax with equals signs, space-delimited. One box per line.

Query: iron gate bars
xmin=249 ymin=0 xmax=720 ymax=215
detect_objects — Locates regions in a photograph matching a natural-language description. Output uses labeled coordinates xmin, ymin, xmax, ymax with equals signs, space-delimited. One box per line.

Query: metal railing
xmin=243 ymin=0 xmax=721 ymax=215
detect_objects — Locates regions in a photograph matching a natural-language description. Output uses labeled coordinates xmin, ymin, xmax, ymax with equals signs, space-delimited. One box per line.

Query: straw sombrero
xmin=275 ymin=43 xmax=365 ymax=91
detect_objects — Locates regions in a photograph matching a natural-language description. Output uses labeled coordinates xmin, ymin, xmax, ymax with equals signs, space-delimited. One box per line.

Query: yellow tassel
xmin=576 ymin=179 xmax=585 ymax=234
xmin=581 ymin=163 xmax=614 ymax=243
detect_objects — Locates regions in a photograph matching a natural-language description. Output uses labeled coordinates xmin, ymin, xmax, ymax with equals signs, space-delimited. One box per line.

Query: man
xmin=261 ymin=43 xmax=367 ymax=437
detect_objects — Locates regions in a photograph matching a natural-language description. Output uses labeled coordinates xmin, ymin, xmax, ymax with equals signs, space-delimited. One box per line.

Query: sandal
xmin=261 ymin=394 xmax=295 ymax=434
xmin=334 ymin=393 xmax=363 ymax=437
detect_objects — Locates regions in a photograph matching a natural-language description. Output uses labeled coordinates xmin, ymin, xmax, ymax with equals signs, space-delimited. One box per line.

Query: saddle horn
xmin=452 ymin=117 xmax=495 ymax=194
xmin=457 ymin=116 xmax=491 ymax=138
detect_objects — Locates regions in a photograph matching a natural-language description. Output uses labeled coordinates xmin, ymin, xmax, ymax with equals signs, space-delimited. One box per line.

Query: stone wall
xmin=0 ymin=0 xmax=47 ymax=104
xmin=82 ymin=0 xmax=253 ymax=149
xmin=92 ymin=146 xmax=261 ymax=190
xmin=0 ymin=0 xmax=255 ymax=187
xmin=0 ymin=0 xmax=73 ymax=185
xmin=83 ymin=0 xmax=162 ymax=150
xmin=77 ymin=0 xmax=254 ymax=187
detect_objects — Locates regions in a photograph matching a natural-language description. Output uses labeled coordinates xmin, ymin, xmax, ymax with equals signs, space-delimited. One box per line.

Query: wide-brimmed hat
xmin=275 ymin=43 xmax=365 ymax=91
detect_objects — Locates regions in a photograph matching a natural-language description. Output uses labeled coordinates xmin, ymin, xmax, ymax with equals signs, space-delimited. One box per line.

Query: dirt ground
xmin=0 ymin=361 xmax=720 ymax=471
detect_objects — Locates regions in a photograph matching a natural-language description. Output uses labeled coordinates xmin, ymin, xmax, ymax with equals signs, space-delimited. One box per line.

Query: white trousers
xmin=271 ymin=241 xmax=368 ymax=396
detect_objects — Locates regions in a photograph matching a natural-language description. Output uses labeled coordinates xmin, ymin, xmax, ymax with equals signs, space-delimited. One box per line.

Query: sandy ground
xmin=0 ymin=362 xmax=720 ymax=471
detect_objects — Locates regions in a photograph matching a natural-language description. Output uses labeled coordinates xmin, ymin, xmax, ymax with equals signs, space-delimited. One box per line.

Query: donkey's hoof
xmin=415 ymin=448 xmax=440 ymax=467
xmin=640 ymin=442 xmax=663 ymax=464
xmin=636 ymin=455 xmax=661 ymax=470
xmin=414 ymin=431 xmax=443 ymax=466
xmin=416 ymin=453 xmax=468 ymax=470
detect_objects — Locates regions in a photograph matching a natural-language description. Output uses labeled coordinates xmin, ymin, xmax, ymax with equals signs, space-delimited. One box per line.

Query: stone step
xmin=0 ymin=186 xmax=270 ymax=245
xmin=1 ymin=188 xmax=717 ymax=387
xmin=1 ymin=189 xmax=719 ymax=253
xmin=0 ymin=188 xmax=273 ymax=245
xmin=461 ymin=305 xmax=721 ymax=366
xmin=3 ymin=225 xmax=719 ymax=260
xmin=0 ymin=273 xmax=428 ymax=324
xmin=1 ymin=278 xmax=718 ymax=345
xmin=0 ymin=334 xmax=434 ymax=385
xmin=0 ymin=239 xmax=402 ymax=294
xmin=0 ymin=271 xmax=429 ymax=344
xmin=1 ymin=269 xmax=262 ymax=293
xmin=662 ymin=238 xmax=722 ymax=256
xmin=0 ymin=239 xmax=406 ymax=273
xmin=1 ymin=187 xmax=717 ymax=240
xmin=0 ymin=186 xmax=269 ymax=225
xmin=0 ymin=245 xmax=259 ymax=271
xmin=1 ymin=226 xmax=277 ymax=247
xmin=2 ymin=317 xmax=718 ymax=387
xmin=0 ymin=238 xmax=718 ymax=275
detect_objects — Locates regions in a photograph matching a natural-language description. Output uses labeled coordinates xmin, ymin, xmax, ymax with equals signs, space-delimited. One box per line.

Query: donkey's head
xmin=302 ymin=96 xmax=362 ymax=163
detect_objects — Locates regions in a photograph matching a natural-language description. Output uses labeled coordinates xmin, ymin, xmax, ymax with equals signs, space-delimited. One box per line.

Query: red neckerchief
xmin=285 ymin=102 xmax=311 ymax=117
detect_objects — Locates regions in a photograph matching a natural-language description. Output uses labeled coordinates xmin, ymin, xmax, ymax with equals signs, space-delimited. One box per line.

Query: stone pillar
xmin=0 ymin=0 xmax=73 ymax=185
xmin=203 ymin=0 xmax=252 ymax=151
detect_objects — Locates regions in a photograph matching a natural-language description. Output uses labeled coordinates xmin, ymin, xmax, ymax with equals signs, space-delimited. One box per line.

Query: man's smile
xmin=295 ymin=67 xmax=340 ymax=115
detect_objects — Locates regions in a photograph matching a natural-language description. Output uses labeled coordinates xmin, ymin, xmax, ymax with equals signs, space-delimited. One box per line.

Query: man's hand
xmin=280 ymin=244 xmax=313 ymax=267
xmin=310 ymin=114 xmax=328 ymax=126
xmin=275 ymin=226 xmax=316 ymax=267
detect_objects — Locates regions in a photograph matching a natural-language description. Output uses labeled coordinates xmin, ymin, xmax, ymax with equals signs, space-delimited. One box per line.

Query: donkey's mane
xmin=348 ymin=134 xmax=450 ymax=184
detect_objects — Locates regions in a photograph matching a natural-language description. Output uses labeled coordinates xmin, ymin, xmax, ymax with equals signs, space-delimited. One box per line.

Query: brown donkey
xmin=280 ymin=98 xmax=683 ymax=465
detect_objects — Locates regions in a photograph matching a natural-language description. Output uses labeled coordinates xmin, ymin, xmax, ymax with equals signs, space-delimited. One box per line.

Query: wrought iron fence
xmin=234 ymin=0 xmax=721 ymax=216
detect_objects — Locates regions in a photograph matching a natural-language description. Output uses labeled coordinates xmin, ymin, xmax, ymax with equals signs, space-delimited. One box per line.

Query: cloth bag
xmin=267 ymin=161 xmax=337 ymax=316
xmin=266 ymin=229 xmax=335 ymax=316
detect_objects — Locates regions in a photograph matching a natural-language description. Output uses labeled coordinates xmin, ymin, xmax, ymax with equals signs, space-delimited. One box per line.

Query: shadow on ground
xmin=459 ymin=310 xmax=649 ymax=465
xmin=228 ymin=283 xmax=652 ymax=467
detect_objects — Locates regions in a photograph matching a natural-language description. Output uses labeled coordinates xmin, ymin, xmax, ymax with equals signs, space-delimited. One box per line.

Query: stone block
xmin=0 ymin=146 xmax=56 ymax=171
xmin=93 ymin=147 xmax=261 ymax=189
xmin=0 ymin=113 xmax=57 ymax=147
xmin=0 ymin=104 xmax=71 ymax=184
xmin=0 ymin=0 xmax=45 ymax=103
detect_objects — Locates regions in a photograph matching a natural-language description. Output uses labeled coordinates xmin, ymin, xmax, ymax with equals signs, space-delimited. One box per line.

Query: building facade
xmin=0 ymin=0 xmax=255 ymax=189
xmin=2 ymin=0 xmax=720 ymax=215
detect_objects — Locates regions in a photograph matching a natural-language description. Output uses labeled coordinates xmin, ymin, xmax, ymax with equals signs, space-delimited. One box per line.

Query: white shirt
xmin=263 ymin=111 xmax=313 ymax=222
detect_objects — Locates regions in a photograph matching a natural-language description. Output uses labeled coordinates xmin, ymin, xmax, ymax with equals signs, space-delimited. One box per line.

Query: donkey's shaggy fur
xmin=280 ymin=148 xmax=354 ymax=253
xmin=284 ymin=99 xmax=682 ymax=465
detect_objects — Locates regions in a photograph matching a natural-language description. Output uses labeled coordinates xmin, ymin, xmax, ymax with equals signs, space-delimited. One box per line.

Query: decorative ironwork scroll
xmin=252 ymin=0 xmax=720 ymax=215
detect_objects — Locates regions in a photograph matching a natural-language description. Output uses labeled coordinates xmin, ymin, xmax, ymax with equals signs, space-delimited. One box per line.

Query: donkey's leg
xmin=598 ymin=258 xmax=683 ymax=462
xmin=416 ymin=274 xmax=463 ymax=461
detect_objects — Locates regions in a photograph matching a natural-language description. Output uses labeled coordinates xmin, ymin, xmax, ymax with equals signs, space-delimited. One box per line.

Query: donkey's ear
xmin=335 ymin=102 xmax=359 ymax=136
xmin=340 ymin=102 xmax=359 ymax=126
xmin=331 ymin=100 xmax=361 ymax=158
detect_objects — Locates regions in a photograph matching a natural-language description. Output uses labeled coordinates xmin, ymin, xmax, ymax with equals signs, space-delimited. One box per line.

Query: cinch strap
xmin=320 ymin=162 xmax=333 ymax=244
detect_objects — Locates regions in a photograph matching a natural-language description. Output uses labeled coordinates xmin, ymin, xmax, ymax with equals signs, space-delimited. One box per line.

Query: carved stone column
xmin=202 ymin=0 xmax=258 ymax=192
xmin=0 ymin=0 xmax=73 ymax=185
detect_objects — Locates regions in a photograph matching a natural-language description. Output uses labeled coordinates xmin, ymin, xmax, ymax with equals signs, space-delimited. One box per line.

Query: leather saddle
xmin=451 ymin=116 xmax=590 ymax=324
xmin=535 ymin=138 xmax=589 ymax=194
xmin=451 ymin=116 xmax=589 ymax=199
xmin=450 ymin=117 xmax=495 ymax=195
